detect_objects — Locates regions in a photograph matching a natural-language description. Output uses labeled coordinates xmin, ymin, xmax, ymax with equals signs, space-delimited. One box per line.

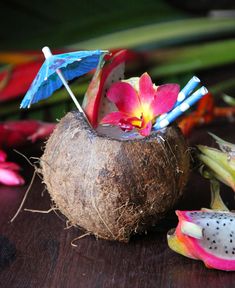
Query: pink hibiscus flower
xmin=100 ymin=72 xmax=180 ymax=136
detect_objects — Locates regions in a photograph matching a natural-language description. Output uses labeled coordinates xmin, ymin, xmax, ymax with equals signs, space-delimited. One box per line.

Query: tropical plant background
xmin=0 ymin=0 xmax=235 ymax=121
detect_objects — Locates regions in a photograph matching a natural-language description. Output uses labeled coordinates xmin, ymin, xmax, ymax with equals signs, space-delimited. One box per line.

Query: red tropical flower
xmin=0 ymin=149 xmax=25 ymax=186
xmin=0 ymin=120 xmax=56 ymax=186
xmin=100 ymin=72 xmax=179 ymax=136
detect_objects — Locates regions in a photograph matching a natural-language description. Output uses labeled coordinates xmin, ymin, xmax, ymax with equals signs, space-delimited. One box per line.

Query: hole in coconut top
xmin=72 ymin=111 xmax=171 ymax=143
xmin=96 ymin=125 xmax=167 ymax=142
xmin=96 ymin=125 xmax=143 ymax=141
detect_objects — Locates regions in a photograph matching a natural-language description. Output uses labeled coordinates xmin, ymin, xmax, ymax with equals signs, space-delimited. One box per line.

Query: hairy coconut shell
xmin=41 ymin=112 xmax=190 ymax=242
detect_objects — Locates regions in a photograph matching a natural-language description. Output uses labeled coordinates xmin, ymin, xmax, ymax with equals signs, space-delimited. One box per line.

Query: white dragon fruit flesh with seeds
xmin=167 ymin=210 xmax=235 ymax=271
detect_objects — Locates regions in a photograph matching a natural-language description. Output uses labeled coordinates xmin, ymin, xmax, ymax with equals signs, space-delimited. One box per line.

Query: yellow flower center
xmin=133 ymin=102 xmax=154 ymax=128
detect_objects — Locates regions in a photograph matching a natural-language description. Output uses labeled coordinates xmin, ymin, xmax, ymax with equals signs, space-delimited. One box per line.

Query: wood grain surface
xmin=0 ymin=121 xmax=235 ymax=288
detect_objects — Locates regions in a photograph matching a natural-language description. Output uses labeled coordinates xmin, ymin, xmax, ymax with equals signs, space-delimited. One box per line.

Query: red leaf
xmin=0 ymin=120 xmax=55 ymax=148
xmin=4 ymin=120 xmax=40 ymax=135
xmin=0 ymin=61 xmax=42 ymax=102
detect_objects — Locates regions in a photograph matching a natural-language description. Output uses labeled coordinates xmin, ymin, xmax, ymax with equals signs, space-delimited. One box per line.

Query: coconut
xmin=41 ymin=111 xmax=190 ymax=242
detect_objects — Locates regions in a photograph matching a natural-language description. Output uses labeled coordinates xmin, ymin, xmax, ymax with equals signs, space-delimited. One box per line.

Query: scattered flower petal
xmin=0 ymin=149 xmax=25 ymax=186
xmin=0 ymin=168 xmax=25 ymax=186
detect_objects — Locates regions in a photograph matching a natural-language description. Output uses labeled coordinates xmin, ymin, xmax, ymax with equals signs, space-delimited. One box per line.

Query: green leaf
xmin=210 ymin=178 xmax=229 ymax=211
xmin=208 ymin=132 xmax=235 ymax=155
xmin=150 ymin=39 xmax=235 ymax=77
xmin=70 ymin=17 xmax=235 ymax=50
xmin=222 ymin=94 xmax=235 ymax=106
xmin=198 ymin=145 xmax=235 ymax=172
xmin=209 ymin=79 xmax=235 ymax=95
xmin=198 ymin=145 xmax=235 ymax=191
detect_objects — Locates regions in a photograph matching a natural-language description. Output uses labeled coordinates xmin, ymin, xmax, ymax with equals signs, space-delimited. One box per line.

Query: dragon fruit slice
xmin=82 ymin=50 xmax=125 ymax=127
xmin=82 ymin=50 xmax=138 ymax=127
xmin=168 ymin=210 xmax=235 ymax=271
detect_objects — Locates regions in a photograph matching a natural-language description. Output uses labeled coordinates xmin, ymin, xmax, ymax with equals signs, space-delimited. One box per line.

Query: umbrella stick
xmin=55 ymin=69 xmax=84 ymax=113
xmin=42 ymin=47 xmax=91 ymax=124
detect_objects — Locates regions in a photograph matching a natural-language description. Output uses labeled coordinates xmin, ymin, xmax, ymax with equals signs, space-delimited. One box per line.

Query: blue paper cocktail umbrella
xmin=20 ymin=46 xmax=107 ymax=118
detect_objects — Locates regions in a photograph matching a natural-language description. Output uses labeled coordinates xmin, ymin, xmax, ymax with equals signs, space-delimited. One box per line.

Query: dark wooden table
xmin=0 ymin=121 xmax=235 ymax=288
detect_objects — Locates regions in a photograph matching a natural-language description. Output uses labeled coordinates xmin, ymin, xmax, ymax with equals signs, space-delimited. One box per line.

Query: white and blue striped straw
xmin=156 ymin=76 xmax=201 ymax=122
xmin=175 ymin=76 xmax=200 ymax=107
xmin=153 ymin=86 xmax=208 ymax=130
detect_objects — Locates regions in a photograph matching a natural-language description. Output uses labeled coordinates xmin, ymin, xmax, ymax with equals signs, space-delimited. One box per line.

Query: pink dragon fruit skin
xmin=168 ymin=210 xmax=235 ymax=271
xmin=82 ymin=49 xmax=141 ymax=128
xmin=82 ymin=50 xmax=126 ymax=127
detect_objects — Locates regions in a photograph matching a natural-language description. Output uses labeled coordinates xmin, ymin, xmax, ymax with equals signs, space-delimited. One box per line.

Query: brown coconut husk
xmin=41 ymin=112 xmax=190 ymax=242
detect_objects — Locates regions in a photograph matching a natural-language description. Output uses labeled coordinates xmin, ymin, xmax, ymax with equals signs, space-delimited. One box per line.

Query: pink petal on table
xmin=0 ymin=168 xmax=25 ymax=186
xmin=139 ymin=72 xmax=155 ymax=104
xmin=0 ymin=161 xmax=21 ymax=171
xmin=100 ymin=111 xmax=130 ymax=125
xmin=152 ymin=84 xmax=180 ymax=115
xmin=107 ymin=82 xmax=141 ymax=115
xmin=139 ymin=121 xmax=152 ymax=136
xmin=0 ymin=150 xmax=7 ymax=162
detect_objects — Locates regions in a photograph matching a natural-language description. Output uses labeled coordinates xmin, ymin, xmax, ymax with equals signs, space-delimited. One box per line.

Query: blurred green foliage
xmin=0 ymin=0 xmax=185 ymax=50
xmin=1 ymin=0 xmax=235 ymax=121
